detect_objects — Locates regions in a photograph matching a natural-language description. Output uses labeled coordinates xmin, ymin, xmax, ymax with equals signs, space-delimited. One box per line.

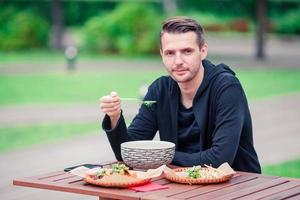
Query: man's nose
xmin=174 ymin=52 xmax=183 ymax=65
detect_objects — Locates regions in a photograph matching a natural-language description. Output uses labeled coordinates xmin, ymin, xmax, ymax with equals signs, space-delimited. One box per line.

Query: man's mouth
xmin=173 ymin=69 xmax=187 ymax=76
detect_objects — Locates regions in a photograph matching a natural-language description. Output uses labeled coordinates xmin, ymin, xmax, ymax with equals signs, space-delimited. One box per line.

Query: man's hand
xmin=100 ymin=91 xmax=121 ymax=129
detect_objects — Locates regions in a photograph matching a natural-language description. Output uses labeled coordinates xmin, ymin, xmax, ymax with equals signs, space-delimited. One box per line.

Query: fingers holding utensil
xmin=100 ymin=91 xmax=121 ymax=119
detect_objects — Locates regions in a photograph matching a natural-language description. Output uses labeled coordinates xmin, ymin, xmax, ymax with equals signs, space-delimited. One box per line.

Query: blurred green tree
xmin=1 ymin=0 xmax=300 ymax=53
xmin=0 ymin=8 xmax=49 ymax=50
xmin=82 ymin=3 xmax=161 ymax=55
xmin=275 ymin=6 xmax=300 ymax=34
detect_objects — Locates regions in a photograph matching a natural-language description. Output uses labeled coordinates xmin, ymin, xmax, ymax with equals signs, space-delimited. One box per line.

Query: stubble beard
xmin=170 ymin=65 xmax=201 ymax=84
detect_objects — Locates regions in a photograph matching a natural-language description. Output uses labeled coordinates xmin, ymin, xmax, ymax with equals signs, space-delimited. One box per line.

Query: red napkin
xmin=128 ymin=182 xmax=169 ymax=192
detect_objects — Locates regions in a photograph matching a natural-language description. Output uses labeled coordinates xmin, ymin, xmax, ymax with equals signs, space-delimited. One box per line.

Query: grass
xmin=0 ymin=50 xmax=160 ymax=64
xmin=0 ymin=70 xmax=165 ymax=152
xmin=262 ymin=159 xmax=300 ymax=178
xmin=0 ymin=50 xmax=65 ymax=64
xmin=1 ymin=69 xmax=300 ymax=106
xmin=237 ymin=69 xmax=300 ymax=100
xmin=0 ymin=71 xmax=166 ymax=106
xmin=0 ymin=122 xmax=99 ymax=152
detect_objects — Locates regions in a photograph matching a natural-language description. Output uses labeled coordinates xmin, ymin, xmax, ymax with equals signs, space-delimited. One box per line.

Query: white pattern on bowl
xmin=121 ymin=140 xmax=175 ymax=169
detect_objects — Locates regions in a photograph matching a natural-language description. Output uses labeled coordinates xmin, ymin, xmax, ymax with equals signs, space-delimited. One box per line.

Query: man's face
xmin=160 ymin=32 xmax=207 ymax=83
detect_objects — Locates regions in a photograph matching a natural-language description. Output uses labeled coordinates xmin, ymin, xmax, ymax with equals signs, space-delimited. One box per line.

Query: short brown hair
xmin=160 ymin=16 xmax=205 ymax=49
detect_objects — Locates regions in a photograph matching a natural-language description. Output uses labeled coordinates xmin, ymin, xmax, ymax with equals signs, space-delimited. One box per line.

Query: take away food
xmin=83 ymin=163 xmax=151 ymax=187
xmin=164 ymin=163 xmax=235 ymax=184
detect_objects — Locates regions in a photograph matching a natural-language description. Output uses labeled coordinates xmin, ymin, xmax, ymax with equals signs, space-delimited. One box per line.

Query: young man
xmin=100 ymin=16 xmax=261 ymax=173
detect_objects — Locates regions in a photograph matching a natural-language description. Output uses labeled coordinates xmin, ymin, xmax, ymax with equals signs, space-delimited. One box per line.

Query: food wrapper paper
xmin=163 ymin=162 xmax=236 ymax=184
xmin=70 ymin=162 xmax=235 ymax=186
xmin=70 ymin=164 xmax=166 ymax=180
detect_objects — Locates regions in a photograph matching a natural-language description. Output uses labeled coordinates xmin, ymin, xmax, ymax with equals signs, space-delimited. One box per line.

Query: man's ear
xmin=200 ymin=43 xmax=208 ymax=60
xmin=160 ymin=48 xmax=163 ymax=57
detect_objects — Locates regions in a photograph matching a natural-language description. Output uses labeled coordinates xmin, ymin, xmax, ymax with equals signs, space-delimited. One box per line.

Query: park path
xmin=0 ymin=93 xmax=300 ymax=200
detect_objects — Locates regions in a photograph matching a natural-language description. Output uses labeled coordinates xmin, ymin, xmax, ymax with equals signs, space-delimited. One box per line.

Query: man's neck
xmin=179 ymin=67 xmax=204 ymax=108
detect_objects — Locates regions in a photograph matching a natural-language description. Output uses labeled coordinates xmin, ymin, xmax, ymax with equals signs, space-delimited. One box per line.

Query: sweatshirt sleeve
xmin=102 ymin=112 xmax=130 ymax=161
xmin=172 ymin=83 xmax=245 ymax=167
xmin=101 ymin=83 xmax=159 ymax=161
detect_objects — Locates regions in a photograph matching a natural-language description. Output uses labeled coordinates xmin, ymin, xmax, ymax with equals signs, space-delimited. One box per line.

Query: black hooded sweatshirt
xmin=103 ymin=59 xmax=261 ymax=173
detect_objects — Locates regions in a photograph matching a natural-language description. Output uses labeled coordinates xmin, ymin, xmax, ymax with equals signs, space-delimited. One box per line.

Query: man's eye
xmin=184 ymin=49 xmax=192 ymax=54
xmin=165 ymin=51 xmax=174 ymax=56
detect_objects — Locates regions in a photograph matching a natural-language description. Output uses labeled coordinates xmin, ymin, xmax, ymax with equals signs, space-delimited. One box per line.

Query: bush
xmin=187 ymin=11 xmax=253 ymax=32
xmin=82 ymin=3 xmax=161 ymax=55
xmin=0 ymin=8 xmax=50 ymax=51
xmin=275 ymin=7 xmax=300 ymax=34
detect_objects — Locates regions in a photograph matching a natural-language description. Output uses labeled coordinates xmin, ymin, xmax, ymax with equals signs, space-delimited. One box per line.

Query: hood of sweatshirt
xmin=193 ymin=59 xmax=235 ymax=100
xmin=169 ymin=59 xmax=236 ymax=98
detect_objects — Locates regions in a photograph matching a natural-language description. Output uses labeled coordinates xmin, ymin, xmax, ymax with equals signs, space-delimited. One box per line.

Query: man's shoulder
xmin=217 ymin=71 xmax=239 ymax=83
xmin=213 ymin=64 xmax=240 ymax=86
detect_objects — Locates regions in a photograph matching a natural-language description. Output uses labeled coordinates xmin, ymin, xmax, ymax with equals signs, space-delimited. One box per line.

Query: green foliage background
xmin=0 ymin=7 xmax=49 ymax=50
xmin=1 ymin=0 xmax=300 ymax=52
xmin=82 ymin=3 xmax=161 ymax=55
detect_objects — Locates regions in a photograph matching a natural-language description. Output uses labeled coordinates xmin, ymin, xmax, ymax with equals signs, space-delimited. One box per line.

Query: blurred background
xmin=0 ymin=0 xmax=300 ymax=199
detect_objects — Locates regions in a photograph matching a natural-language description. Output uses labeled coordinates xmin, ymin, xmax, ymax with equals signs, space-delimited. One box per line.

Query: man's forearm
xmin=172 ymin=148 xmax=235 ymax=168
